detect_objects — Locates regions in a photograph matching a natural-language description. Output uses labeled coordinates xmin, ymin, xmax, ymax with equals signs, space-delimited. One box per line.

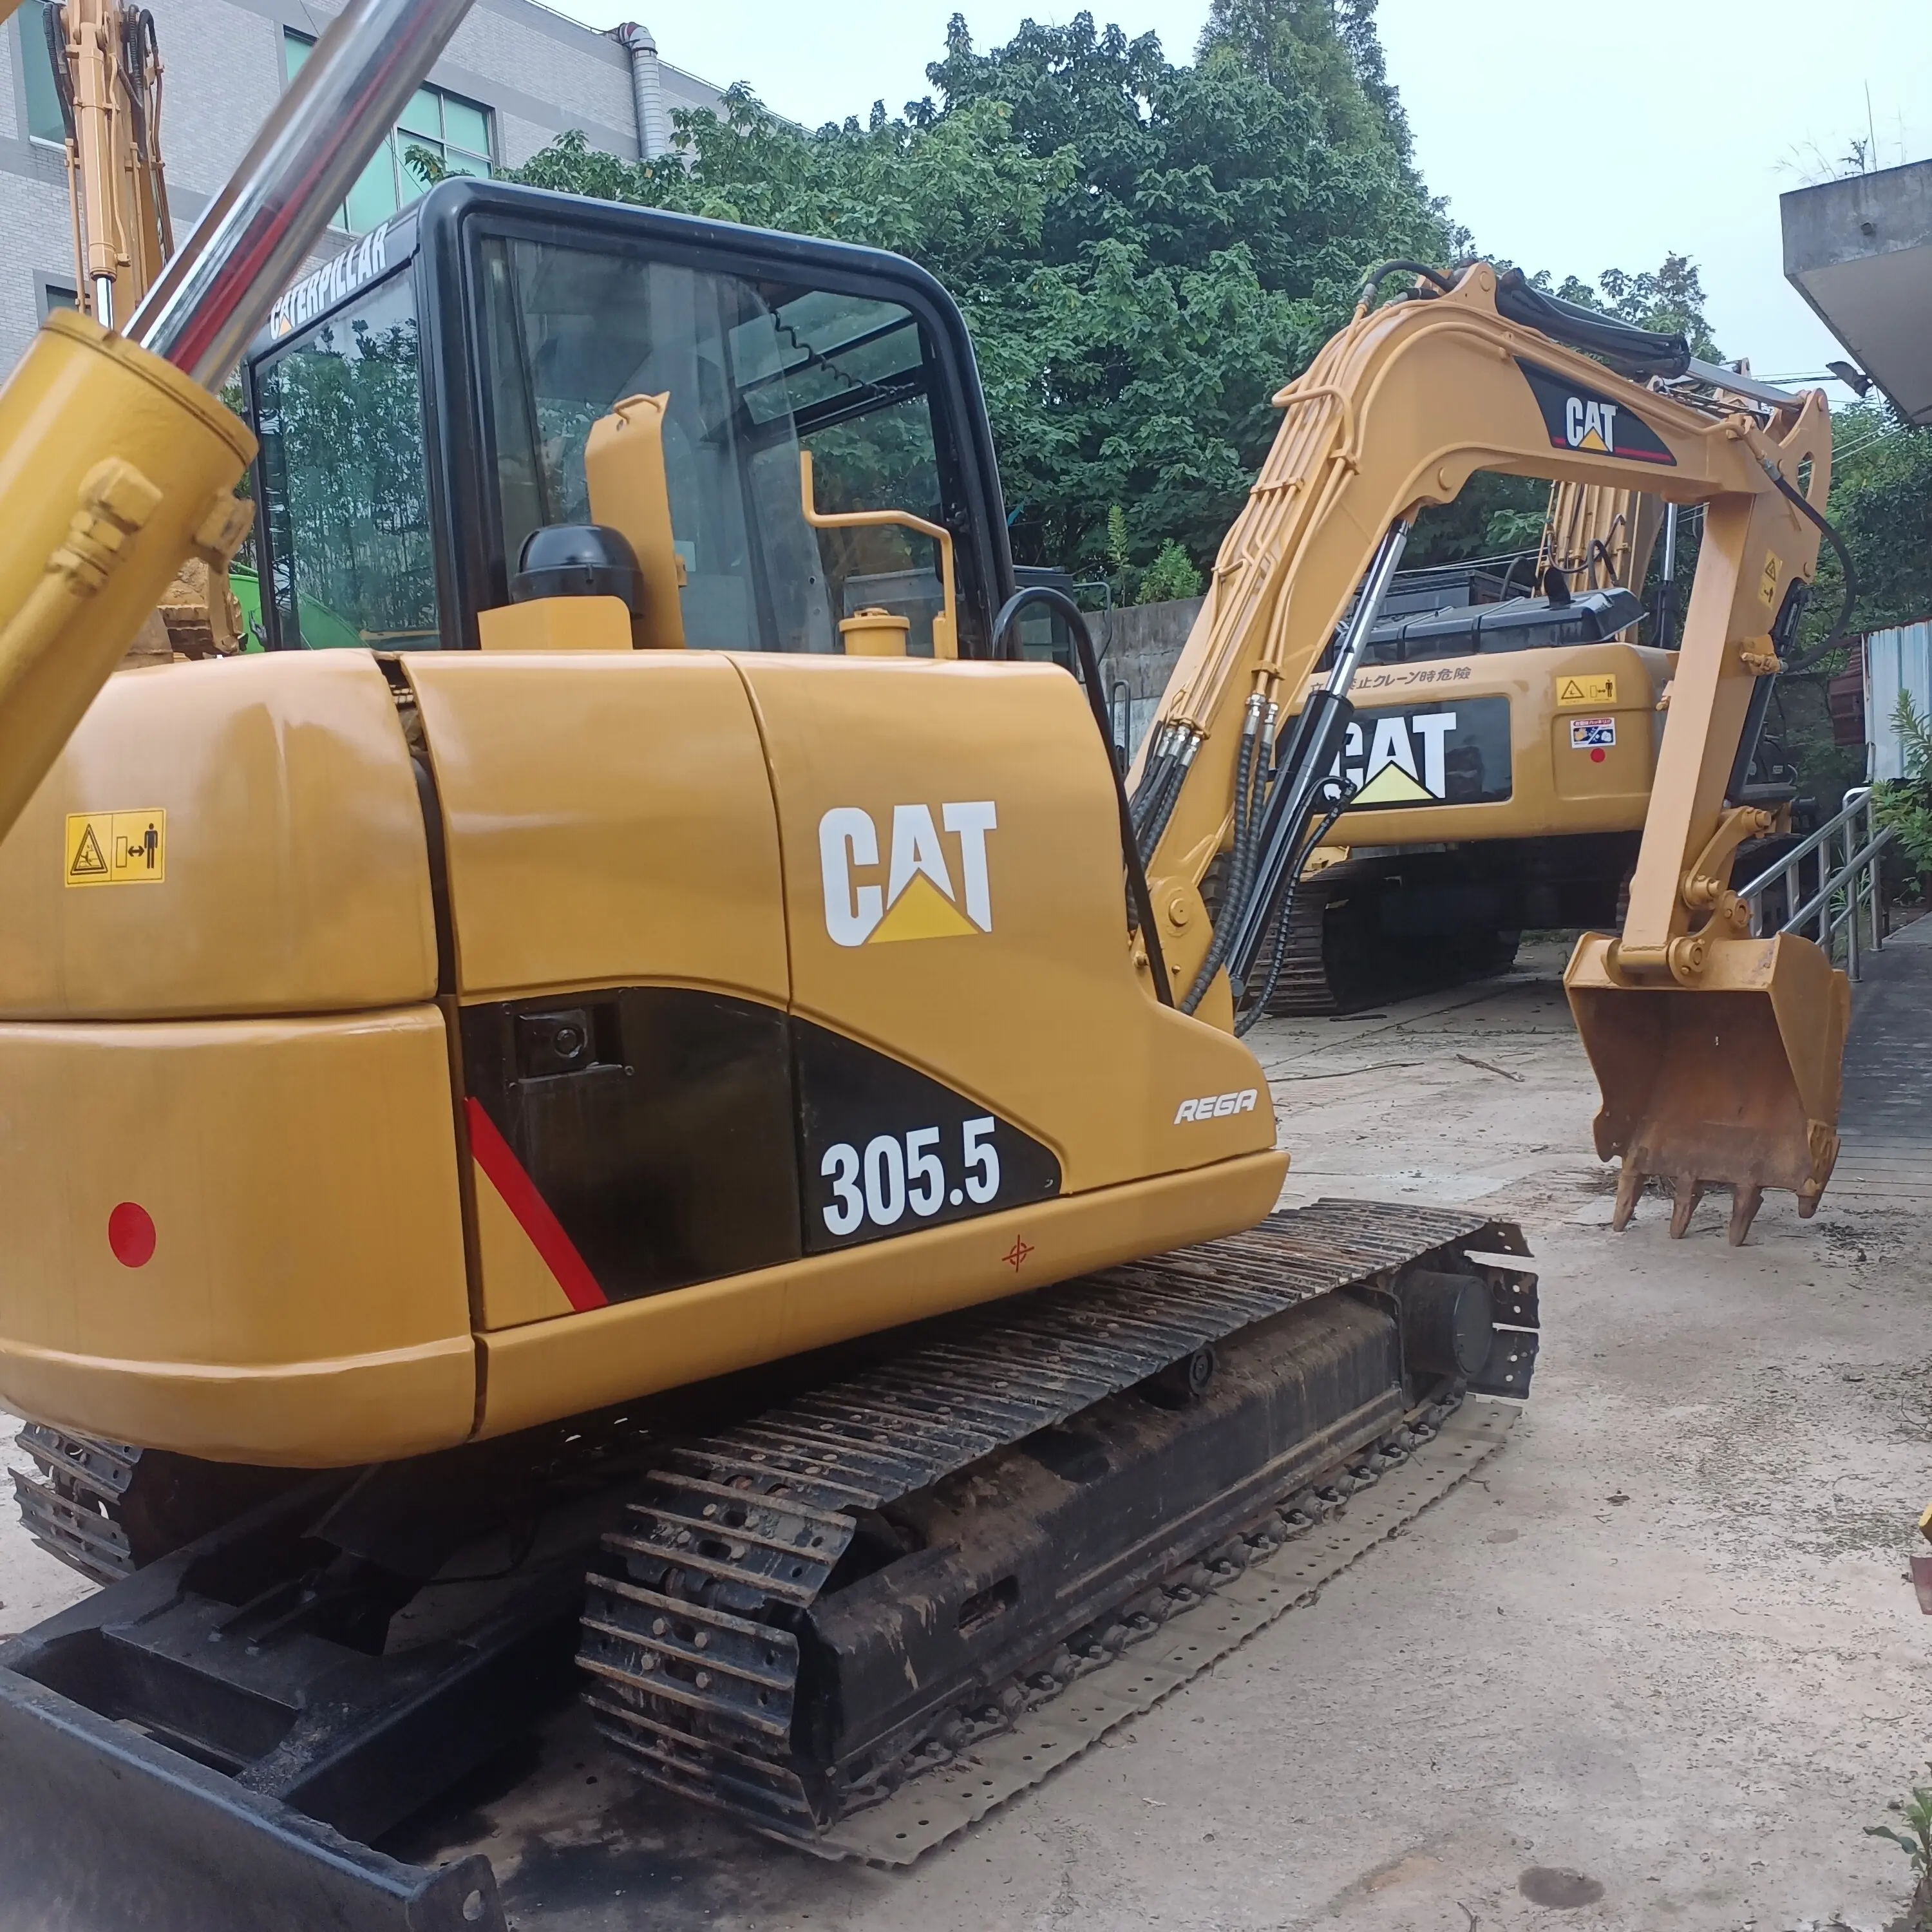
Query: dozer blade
xmin=0 ymin=1662 xmax=506 ymax=1931
xmin=1566 ymin=931 xmax=1850 ymax=1244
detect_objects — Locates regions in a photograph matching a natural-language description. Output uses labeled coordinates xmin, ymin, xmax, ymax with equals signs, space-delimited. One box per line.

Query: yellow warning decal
xmin=1556 ymin=674 xmax=1616 ymax=708
xmin=1759 ymin=552 xmax=1781 ymax=608
xmin=64 ymin=810 xmax=166 ymax=887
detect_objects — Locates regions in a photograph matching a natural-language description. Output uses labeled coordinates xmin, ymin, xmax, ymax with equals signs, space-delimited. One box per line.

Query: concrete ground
xmin=5 ymin=933 xmax=1932 ymax=1931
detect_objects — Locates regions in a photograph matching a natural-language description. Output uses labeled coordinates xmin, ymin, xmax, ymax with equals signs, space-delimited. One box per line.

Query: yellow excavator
xmin=0 ymin=3 xmax=1844 ymax=1922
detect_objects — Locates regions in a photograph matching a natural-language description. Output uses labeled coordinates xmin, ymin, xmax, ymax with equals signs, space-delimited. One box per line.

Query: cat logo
xmin=1340 ymin=711 xmax=1459 ymax=806
xmin=1516 ymin=359 xmax=1677 ymax=467
xmin=1325 ymin=697 xmax=1515 ymax=811
xmin=1564 ymin=396 xmax=1619 ymax=453
xmin=820 ymin=802 xmax=997 ymax=947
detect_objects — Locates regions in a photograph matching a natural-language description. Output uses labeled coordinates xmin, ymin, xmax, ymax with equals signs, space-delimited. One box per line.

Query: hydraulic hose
xmin=1761 ymin=465 xmax=1860 ymax=676
xmin=1182 ymin=698 xmax=1264 ymax=1013
xmin=1356 ymin=260 xmax=1454 ymax=310
xmin=1233 ymin=792 xmax=1354 ymax=1036
xmin=992 ymin=585 xmax=1174 ymax=1005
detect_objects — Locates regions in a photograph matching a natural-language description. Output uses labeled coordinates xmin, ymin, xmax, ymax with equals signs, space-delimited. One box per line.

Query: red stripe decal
xmin=464 ymin=1097 xmax=609 ymax=1312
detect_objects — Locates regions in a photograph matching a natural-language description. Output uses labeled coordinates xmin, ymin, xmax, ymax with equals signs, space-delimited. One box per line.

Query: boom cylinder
xmin=0 ymin=0 xmax=478 ymax=851
xmin=131 ymin=0 xmax=475 ymax=386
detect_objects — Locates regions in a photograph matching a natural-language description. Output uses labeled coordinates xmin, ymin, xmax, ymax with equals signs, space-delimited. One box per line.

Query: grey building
xmin=0 ymin=0 xmax=723 ymax=369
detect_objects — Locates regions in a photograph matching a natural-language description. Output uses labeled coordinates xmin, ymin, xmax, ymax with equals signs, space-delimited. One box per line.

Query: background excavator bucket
xmin=1566 ymin=933 xmax=1850 ymax=1244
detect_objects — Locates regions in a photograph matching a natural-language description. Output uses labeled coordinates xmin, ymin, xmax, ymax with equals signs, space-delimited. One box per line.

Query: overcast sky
xmin=556 ymin=0 xmax=1929 ymax=392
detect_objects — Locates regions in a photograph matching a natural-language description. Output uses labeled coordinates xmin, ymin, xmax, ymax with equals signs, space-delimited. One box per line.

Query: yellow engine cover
xmin=0 ymin=647 xmax=1283 ymax=1463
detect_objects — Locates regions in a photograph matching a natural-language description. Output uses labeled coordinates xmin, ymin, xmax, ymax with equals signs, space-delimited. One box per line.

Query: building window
xmin=21 ymin=0 xmax=70 ymax=146
xmin=284 ymin=31 xmax=491 ymax=234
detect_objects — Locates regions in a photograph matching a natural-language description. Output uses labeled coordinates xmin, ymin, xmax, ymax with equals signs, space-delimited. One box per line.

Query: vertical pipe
xmin=1839 ymin=827 xmax=1855 ymax=981
xmin=1870 ymin=793 xmax=1886 ymax=951
xmin=1323 ymin=520 xmax=1410 ymax=696
xmin=614 ymin=22 xmax=670 ymax=162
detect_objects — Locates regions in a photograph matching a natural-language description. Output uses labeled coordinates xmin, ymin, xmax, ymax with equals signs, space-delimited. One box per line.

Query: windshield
xmin=478 ymin=235 xmax=951 ymax=654
xmin=254 ymin=272 xmax=440 ymax=649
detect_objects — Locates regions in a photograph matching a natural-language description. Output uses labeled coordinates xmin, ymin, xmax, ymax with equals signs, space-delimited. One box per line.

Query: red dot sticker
xmin=1589 ymin=747 xmax=1607 ymax=763
xmin=108 ymin=1202 xmax=155 ymax=1268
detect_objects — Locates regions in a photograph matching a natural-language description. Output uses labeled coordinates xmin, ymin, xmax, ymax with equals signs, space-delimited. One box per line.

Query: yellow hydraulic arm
xmin=1131 ymin=261 xmax=1843 ymax=1240
xmin=1539 ymin=477 xmax=1663 ymax=598
xmin=8 ymin=0 xmax=173 ymax=328
xmin=55 ymin=0 xmax=173 ymax=328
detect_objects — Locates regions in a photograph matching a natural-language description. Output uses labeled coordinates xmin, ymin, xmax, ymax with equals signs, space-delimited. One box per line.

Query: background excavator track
xmin=1258 ymin=859 xmax=1522 ymax=1016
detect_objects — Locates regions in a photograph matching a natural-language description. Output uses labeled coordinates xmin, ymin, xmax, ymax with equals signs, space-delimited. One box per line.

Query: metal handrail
xmin=1738 ymin=784 xmax=1896 ymax=981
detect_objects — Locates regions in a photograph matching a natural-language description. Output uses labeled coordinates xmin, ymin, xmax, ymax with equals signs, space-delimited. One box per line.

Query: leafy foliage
xmin=498 ymin=8 xmax=1456 ymax=578
xmin=1867 ymin=1763 xmax=1932 ymax=1908
xmin=1877 ymin=692 xmax=1932 ymax=895
xmin=1531 ymin=253 xmax=1722 ymax=361
xmin=1805 ymin=402 xmax=1932 ymax=641
xmin=1137 ymin=540 xmax=1205 ymax=603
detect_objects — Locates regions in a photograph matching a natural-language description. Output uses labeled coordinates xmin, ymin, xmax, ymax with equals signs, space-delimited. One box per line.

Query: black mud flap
xmin=0 ymin=1663 xmax=503 ymax=1931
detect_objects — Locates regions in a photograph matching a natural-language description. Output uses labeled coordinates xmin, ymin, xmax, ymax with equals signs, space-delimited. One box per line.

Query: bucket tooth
xmin=1668 ymin=1177 xmax=1705 ymax=1240
xmin=1727 ymin=1184 xmax=1763 ymax=1246
xmin=1611 ymin=1160 xmax=1645 ymax=1231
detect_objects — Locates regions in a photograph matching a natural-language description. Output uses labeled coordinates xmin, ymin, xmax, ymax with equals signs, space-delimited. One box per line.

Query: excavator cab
xmin=242 ymin=181 xmax=1007 ymax=661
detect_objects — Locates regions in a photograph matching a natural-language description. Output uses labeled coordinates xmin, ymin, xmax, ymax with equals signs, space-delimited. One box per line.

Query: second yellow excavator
xmin=1224 ymin=303 xmax=1827 ymax=1016
xmin=0 ymin=6 xmax=1846 ymax=1915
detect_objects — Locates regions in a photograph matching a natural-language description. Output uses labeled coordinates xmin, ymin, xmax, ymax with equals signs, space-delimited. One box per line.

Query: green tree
xmin=1808 ymin=401 xmax=1932 ymax=636
xmin=1138 ymin=539 xmax=1205 ymax=603
xmin=1535 ymin=252 xmax=1721 ymax=360
xmin=498 ymin=8 xmax=1455 ymax=581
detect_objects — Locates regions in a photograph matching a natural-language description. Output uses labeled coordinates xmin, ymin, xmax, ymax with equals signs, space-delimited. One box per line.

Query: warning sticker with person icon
xmin=64 ymin=809 xmax=167 ymax=887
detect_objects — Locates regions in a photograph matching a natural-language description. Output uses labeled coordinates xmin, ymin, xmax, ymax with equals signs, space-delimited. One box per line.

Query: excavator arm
xmin=1133 ymin=261 xmax=1842 ymax=1236
xmin=48 ymin=0 xmax=174 ymax=329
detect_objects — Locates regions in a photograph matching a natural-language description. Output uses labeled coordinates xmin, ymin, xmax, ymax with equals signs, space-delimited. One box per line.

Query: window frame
xmin=238 ymin=180 xmax=1018 ymax=658
xmin=283 ymin=31 xmax=493 ymax=234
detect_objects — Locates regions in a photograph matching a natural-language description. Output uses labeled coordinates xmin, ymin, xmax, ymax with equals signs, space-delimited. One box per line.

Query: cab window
xmin=477 ymin=234 xmax=956 ymax=654
xmin=254 ymin=273 xmax=440 ymax=649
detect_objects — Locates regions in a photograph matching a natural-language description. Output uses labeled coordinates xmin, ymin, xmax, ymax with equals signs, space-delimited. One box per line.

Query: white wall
xmin=1866 ymin=620 xmax=1932 ymax=780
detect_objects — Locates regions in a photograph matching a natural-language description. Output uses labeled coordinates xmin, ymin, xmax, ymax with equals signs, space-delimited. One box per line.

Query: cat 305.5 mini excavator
xmin=0 ymin=3 xmax=1839 ymax=1924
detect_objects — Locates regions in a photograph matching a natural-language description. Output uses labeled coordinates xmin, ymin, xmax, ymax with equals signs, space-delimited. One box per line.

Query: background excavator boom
xmin=1131 ymin=261 xmax=1844 ymax=1238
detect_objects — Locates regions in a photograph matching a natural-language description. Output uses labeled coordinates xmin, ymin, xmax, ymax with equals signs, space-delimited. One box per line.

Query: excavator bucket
xmin=1566 ymin=932 xmax=1850 ymax=1244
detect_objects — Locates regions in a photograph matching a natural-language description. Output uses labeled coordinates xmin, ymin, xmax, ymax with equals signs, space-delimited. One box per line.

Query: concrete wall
xmin=1096 ymin=595 xmax=1201 ymax=756
xmin=1783 ymin=156 xmax=1932 ymax=424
